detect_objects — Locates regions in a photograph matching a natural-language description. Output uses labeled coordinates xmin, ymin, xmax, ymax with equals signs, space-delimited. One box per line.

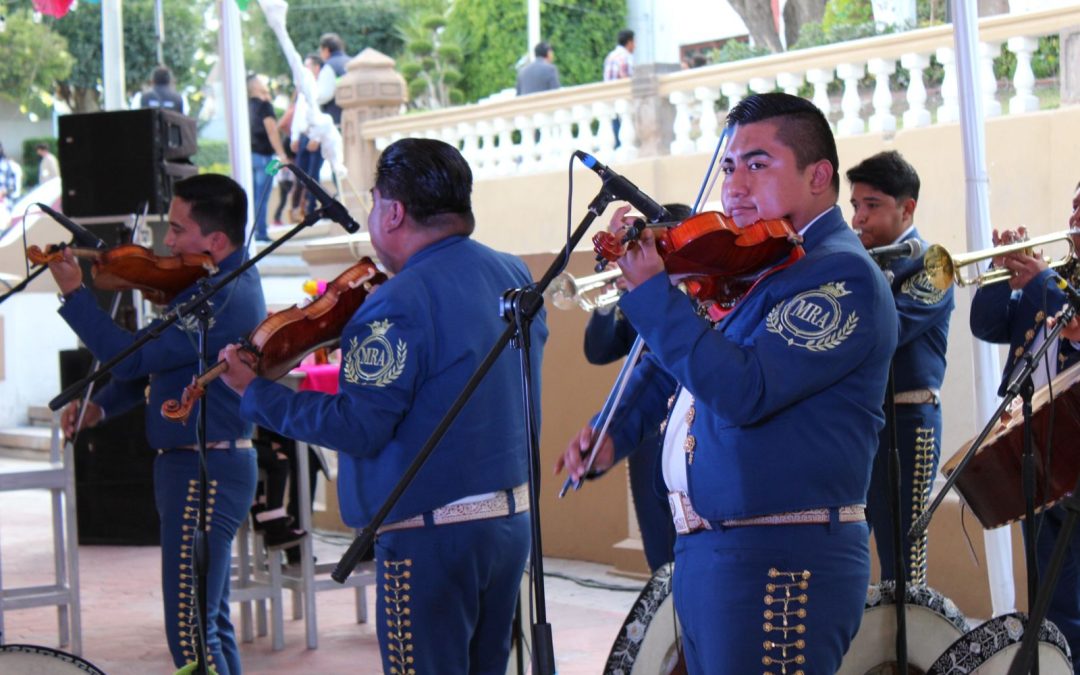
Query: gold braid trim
xmin=383 ymin=559 xmax=415 ymax=675
xmin=762 ymin=568 xmax=810 ymax=675
xmin=178 ymin=478 xmax=218 ymax=668
xmin=909 ymin=427 xmax=936 ymax=586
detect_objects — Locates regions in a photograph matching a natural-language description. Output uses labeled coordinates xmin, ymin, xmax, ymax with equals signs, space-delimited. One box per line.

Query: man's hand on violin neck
xmin=218 ymin=344 xmax=257 ymax=396
xmin=47 ymin=247 xmax=84 ymax=296
xmin=607 ymin=208 xmax=664 ymax=289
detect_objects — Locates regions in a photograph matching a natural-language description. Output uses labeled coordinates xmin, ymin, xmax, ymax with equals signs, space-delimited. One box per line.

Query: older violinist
xmin=47 ymin=174 xmax=265 ymax=675
xmin=969 ymin=179 xmax=1080 ymax=670
xmin=557 ymin=93 xmax=897 ymax=673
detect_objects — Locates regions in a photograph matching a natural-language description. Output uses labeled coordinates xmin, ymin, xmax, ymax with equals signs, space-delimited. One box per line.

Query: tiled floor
xmin=0 ymin=456 xmax=643 ymax=674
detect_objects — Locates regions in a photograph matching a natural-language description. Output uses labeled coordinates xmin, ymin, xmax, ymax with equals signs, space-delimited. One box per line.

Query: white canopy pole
xmin=527 ymin=0 xmax=540 ymax=61
xmin=101 ymin=0 xmax=126 ymax=110
xmin=216 ymin=0 xmax=253 ymax=240
xmin=951 ymin=0 xmax=1013 ymax=618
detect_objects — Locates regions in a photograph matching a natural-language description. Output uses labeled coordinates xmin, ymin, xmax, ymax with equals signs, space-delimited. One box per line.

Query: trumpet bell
xmin=923 ymin=244 xmax=956 ymax=291
xmin=546 ymin=268 xmax=623 ymax=312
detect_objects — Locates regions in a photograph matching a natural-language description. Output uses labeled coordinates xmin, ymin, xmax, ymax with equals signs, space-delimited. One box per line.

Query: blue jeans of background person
xmin=294 ymin=136 xmax=323 ymax=216
xmin=374 ymin=511 xmax=530 ymax=674
xmin=251 ymin=152 xmax=273 ymax=241
xmin=155 ymin=447 xmax=257 ymax=675
xmin=673 ymin=515 xmax=869 ymax=674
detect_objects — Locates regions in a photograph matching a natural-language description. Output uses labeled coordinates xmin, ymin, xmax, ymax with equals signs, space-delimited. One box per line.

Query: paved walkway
xmin=0 ymin=457 xmax=644 ymax=674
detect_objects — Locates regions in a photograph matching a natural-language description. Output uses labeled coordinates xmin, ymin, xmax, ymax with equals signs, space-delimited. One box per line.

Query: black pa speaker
xmin=60 ymin=348 xmax=160 ymax=546
xmin=59 ymin=109 xmax=198 ymax=217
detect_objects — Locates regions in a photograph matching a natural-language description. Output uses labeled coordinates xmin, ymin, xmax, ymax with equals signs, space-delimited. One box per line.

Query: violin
xmin=28 ymin=243 xmax=218 ymax=305
xmin=160 ymin=258 xmax=386 ymax=424
xmin=593 ymin=211 xmax=805 ymax=311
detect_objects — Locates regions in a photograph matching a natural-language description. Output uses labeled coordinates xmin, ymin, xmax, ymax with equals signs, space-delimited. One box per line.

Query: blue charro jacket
xmin=58 ymin=246 xmax=266 ymax=449
xmin=607 ymin=206 xmax=898 ymax=520
xmin=239 ymin=235 xmax=548 ymax=526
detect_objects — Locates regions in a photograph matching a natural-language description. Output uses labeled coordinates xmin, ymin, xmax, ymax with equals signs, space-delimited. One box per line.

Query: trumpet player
xmin=581 ymin=202 xmax=691 ymax=573
xmin=969 ymin=179 xmax=1080 ymax=670
xmin=847 ymin=151 xmax=955 ymax=587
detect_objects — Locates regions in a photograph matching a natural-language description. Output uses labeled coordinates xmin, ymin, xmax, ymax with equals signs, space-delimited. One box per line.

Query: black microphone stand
xmin=1007 ymin=289 xmax=1080 ymax=675
xmin=332 ymin=183 xmax=620 ymax=675
xmin=911 ymin=289 xmax=1078 ymax=675
xmin=0 ymin=263 xmax=50 ymax=306
xmin=47 ymin=208 xmax=334 ymax=674
xmin=882 ymin=366 xmax=910 ymax=675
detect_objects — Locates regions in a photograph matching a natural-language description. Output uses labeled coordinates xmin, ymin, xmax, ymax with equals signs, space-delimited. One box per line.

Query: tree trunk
xmin=729 ymin=0 xmax=784 ymax=53
xmin=783 ymin=0 xmax=827 ymax=49
xmin=977 ymin=0 xmax=1009 ymax=17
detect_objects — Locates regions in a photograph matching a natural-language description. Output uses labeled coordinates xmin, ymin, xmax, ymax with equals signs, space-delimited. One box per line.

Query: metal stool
xmin=279 ymin=441 xmax=374 ymax=649
xmin=230 ymin=474 xmax=285 ymax=651
xmin=0 ymin=413 xmax=82 ymax=653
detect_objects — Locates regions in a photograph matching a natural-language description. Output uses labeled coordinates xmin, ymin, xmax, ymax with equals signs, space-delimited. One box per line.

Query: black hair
xmin=320 ymin=33 xmax=345 ymax=54
xmin=152 ymin=66 xmax=173 ymax=86
xmin=726 ymin=92 xmax=840 ymax=193
xmin=35 ymin=143 xmax=49 ymax=152
xmin=172 ymin=174 xmax=248 ymax=246
xmin=305 ymin=52 xmax=324 ymax=69
xmin=375 ymin=138 xmax=475 ymax=233
xmin=534 ymin=42 xmax=552 ymax=59
xmin=617 ymin=29 xmax=635 ymax=47
xmin=845 ymin=150 xmax=920 ymax=202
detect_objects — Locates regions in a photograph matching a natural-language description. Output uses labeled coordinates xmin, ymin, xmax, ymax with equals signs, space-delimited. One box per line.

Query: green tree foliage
xmin=0 ymin=9 xmax=74 ymax=118
xmin=399 ymin=4 xmax=465 ymax=109
xmin=446 ymin=0 xmax=625 ymax=103
xmin=52 ymin=0 xmax=210 ymax=113
xmin=244 ymin=0 xmax=404 ymax=83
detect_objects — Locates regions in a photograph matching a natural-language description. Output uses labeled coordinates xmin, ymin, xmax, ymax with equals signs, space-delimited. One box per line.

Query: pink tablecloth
xmin=294 ymin=363 xmax=340 ymax=394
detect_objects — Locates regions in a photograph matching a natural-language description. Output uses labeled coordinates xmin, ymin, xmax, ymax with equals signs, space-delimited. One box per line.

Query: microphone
xmin=866 ymin=238 xmax=923 ymax=263
xmin=1054 ymin=273 xmax=1080 ymax=311
xmin=35 ymin=203 xmax=106 ymax=250
xmin=279 ymin=162 xmax=361 ymax=233
xmin=574 ymin=151 xmax=672 ymax=223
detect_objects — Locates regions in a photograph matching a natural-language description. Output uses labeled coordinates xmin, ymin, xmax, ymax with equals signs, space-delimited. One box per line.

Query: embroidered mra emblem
xmin=901 ymin=269 xmax=947 ymax=305
xmin=766 ymin=282 xmax=858 ymax=351
xmin=343 ymin=319 xmax=408 ymax=387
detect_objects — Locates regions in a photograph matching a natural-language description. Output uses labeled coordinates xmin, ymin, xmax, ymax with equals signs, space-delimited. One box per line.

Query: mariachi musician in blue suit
xmin=558 ymin=93 xmax=897 ymax=674
xmin=847 ymin=150 xmax=955 ymax=585
xmin=48 ymin=174 xmax=265 ymax=675
xmin=969 ymin=179 xmax=1080 ymax=671
xmin=220 ymin=138 xmax=547 ymax=674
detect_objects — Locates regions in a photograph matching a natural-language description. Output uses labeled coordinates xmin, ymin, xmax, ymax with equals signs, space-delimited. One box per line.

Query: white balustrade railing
xmin=359 ymin=5 xmax=1077 ymax=177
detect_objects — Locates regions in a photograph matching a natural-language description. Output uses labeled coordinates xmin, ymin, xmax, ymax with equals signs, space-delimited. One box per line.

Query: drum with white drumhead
xmin=0 ymin=644 xmax=106 ymax=674
xmin=838 ymin=582 xmax=968 ymax=674
xmin=604 ymin=563 xmax=685 ymax=675
xmin=926 ymin=613 xmax=1072 ymax=675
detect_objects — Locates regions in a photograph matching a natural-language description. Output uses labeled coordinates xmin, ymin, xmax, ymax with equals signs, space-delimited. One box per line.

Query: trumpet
xmin=924 ymin=230 xmax=1076 ymax=290
xmin=547 ymin=268 xmax=623 ymax=311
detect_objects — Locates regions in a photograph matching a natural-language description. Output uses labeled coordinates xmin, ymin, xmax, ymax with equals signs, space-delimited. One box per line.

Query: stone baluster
xmin=515 ymin=114 xmax=537 ymax=173
xmin=593 ymin=100 xmax=617 ymax=156
xmin=492 ymin=117 xmax=514 ymax=176
xmin=776 ymin=72 xmax=803 ymax=97
xmin=694 ymin=86 xmax=721 ymax=154
xmin=836 ymin=61 xmax=866 ymax=135
xmin=553 ymin=109 xmax=575 ymax=169
xmin=374 ymin=135 xmax=392 ymax=152
xmin=749 ymin=77 xmax=776 ymax=95
xmin=867 ymin=58 xmax=897 ymax=133
xmin=900 ymin=52 xmax=932 ymax=128
xmin=936 ymin=47 xmax=959 ymax=124
xmin=720 ymin=81 xmax=748 ymax=117
xmin=457 ymin=122 xmax=480 ymax=171
xmin=668 ymin=90 xmax=695 ymax=155
xmin=1007 ymin=36 xmax=1040 ymax=114
xmin=613 ymin=99 xmax=638 ymax=161
xmin=571 ymin=104 xmax=597 ymax=156
xmin=806 ymin=68 xmax=834 ymax=122
xmin=980 ymin=41 xmax=1003 ymax=117
xmin=475 ymin=120 xmax=494 ymax=178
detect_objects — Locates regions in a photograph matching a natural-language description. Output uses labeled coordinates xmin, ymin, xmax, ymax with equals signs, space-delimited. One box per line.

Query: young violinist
xmin=217 ymin=138 xmax=547 ymax=673
xmin=847 ymin=151 xmax=955 ymax=585
xmin=556 ymin=93 xmax=897 ymax=673
xmin=48 ymin=174 xmax=265 ymax=675
xmin=968 ymin=179 xmax=1080 ymax=670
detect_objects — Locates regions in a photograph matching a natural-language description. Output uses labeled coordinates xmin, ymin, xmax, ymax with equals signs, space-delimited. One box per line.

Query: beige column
xmin=336 ymin=48 xmax=407 ymax=217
